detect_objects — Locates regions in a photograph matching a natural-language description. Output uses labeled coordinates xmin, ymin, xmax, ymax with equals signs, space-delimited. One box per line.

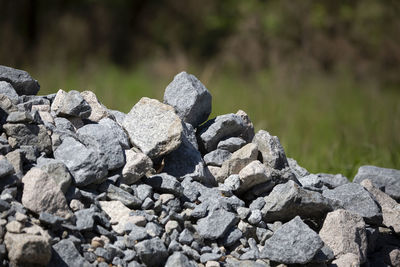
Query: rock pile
xmin=0 ymin=65 xmax=399 ymax=267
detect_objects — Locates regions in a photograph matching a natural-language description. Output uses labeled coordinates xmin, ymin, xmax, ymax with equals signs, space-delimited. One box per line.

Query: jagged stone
xmin=252 ymin=130 xmax=288 ymax=170
xmin=0 ymin=65 xmax=40 ymax=95
xmin=196 ymin=209 xmax=238 ymax=240
xmin=122 ymin=149 xmax=153 ymax=185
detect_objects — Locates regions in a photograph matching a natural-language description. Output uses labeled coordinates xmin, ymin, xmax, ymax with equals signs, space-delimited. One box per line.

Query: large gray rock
xmin=52 ymin=89 xmax=91 ymax=119
xmin=4 ymin=231 xmax=51 ymax=266
xmin=77 ymin=123 xmax=125 ymax=170
xmin=322 ymin=183 xmax=382 ymax=225
xmin=252 ymin=130 xmax=288 ymax=170
xmin=165 ymin=252 xmax=197 ymax=267
xmin=361 ymin=179 xmax=400 ymax=234
xmin=204 ymin=149 xmax=232 ymax=167
xmin=261 ymin=180 xmax=332 ymax=223
xmin=319 ymin=209 xmax=368 ymax=264
xmin=22 ymin=168 xmax=72 ymax=219
xmin=37 ymin=157 xmax=72 ymax=194
xmin=122 ymin=97 xmax=183 ymax=159
xmin=260 ymin=216 xmax=323 ymax=264
xmin=0 ymin=65 xmax=40 ymax=95
xmin=163 ymin=71 xmax=212 ymax=128
xmin=54 ymin=137 xmax=108 ymax=186
xmin=50 ymin=239 xmax=91 ymax=267
xmin=3 ymin=123 xmax=52 ymax=155
xmin=0 ymin=81 xmax=18 ymax=103
xmin=196 ymin=209 xmax=238 ymax=240
xmin=353 ymin=165 xmax=400 ymax=201
xmin=122 ymin=149 xmax=153 ymax=185
xmin=99 ymin=117 xmax=130 ymax=149
xmin=197 ymin=113 xmax=248 ymax=152
xmin=135 ymin=237 xmax=168 ymax=267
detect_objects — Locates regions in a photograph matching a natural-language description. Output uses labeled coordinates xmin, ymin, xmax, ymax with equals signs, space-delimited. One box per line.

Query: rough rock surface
xmin=252 ymin=130 xmax=288 ymax=170
xmin=122 ymin=97 xmax=183 ymax=159
xmin=122 ymin=149 xmax=153 ymax=185
xmin=196 ymin=209 xmax=238 ymax=240
xmin=0 ymin=65 xmax=40 ymax=95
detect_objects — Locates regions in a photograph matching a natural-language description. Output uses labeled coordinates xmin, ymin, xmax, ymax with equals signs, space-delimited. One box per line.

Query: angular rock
xmin=319 ymin=209 xmax=368 ymax=263
xmin=146 ymin=173 xmax=184 ymax=196
xmin=331 ymin=253 xmax=360 ymax=267
xmin=22 ymin=168 xmax=72 ymax=218
xmin=51 ymin=89 xmax=91 ymax=119
xmin=99 ymin=117 xmax=130 ymax=149
xmin=260 ymin=216 xmax=323 ymax=264
xmin=54 ymin=137 xmax=108 ymax=186
xmin=217 ymin=137 xmax=246 ymax=153
xmin=322 ymin=183 xmax=382 ymax=225
xmin=261 ymin=180 xmax=332 ymax=223
xmin=0 ymin=81 xmax=18 ymax=103
xmin=361 ymin=179 xmax=400 ymax=234
xmin=238 ymin=160 xmax=272 ymax=193
xmin=0 ymin=156 xmax=14 ymax=178
xmin=50 ymin=239 xmax=91 ymax=267
xmin=122 ymin=149 xmax=153 ymax=185
xmin=106 ymin=184 xmax=142 ymax=208
xmin=0 ymin=65 xmax=40 ymax=95
xmin=235 ymin=109 xmax=255 ymax=143
xmin=122 ymin=97 xmax=183 ymax=159
xmin=5 ymin=231 xmax=51 ymax=266
xmin=204 ymin=149 xmax=232 ymax=167
xmin=353 ymin=165 xmax=400 ymax=201
xmin=165 ymin=252 xmax=197 ymax=267
xmin=287 ymin=157 xmax=309 ymax=179
xmin=164 ymin=71 xmax=212 ymax=128
xmin=220 ymin=143 xmax=259 ymax=180
xmin=252 ymin=130 xmax=288 ymax=170
xmin=135 ymin=237 xmax=168 ymax=267
xmin=197 ymin=113 xmax=249 ymax=152
xmin=3 ymin=123 xmax=52 ymax=155
xmin=196 ymin=209 xmax=238 ymax=240
xmin=77 ymin=123 xmax=125 ymax=170
xmin=37 ymin=157 xmax=72 ymax=194
xmin=99 ymin=200 xmax=142 ymax=234
xmin=299 ymin=173 xmax=348 ymax=192
xmin=81 ymin=90 xmax=110 ymax=122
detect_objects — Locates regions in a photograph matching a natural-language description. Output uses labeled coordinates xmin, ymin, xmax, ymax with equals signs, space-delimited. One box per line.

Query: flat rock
xmin=196 ymin=209 xmax=238 ymax=240
xmin=122 ymin=97 xmax=183 ymax=159
xmin=361 ymin=179 xmax=400 ymax=234
xmin=3 ymin=123 xmax=52 ymax=155
xmin=77 ymin=123 xmax=125 ymax=170
xmin=5 ymin=231 xmax=51 ymax=266
xmin=165 ymin=252 xmax=197 ymax=267
xmin=260 ymin=216 xmax=323 ymax=264
xmin=261 ymin=180 xmax=332 ymax=222
xmin=22 ymin=168 xmax=72 ymax=218
xmin=0 ymin=81 xmax=18 ymax=103
xmin=122 ymin=149 xmax=153 ymax=185
xmin=353 ymin=165 xmax=400 ymax=201
xmin=220 ymin=143 xmax=259 ymax=179
xmin=99 ymin=200 xmax=142 ymax=234
xmin=99 ymin=117 xmax=130 ymax=149
xmin=164 ymin=71 xmax=212 ymax=128
xmin=299 ymin=173 xmax=349 ymax=192
xmin=0 ymin=65 xmax=40 ymax=95
xmin=81 ymin=90 xmax=110 ymax=122
xmin=197 ymin=113 xmax=248 ymax=152
xmin=252 ymin=130 xmax=288 ymax=170
xmin=204 ymin=149 xmax=232 ymax=167
xmin=146 ymin=173 xmax=184 ymax=196
xmin=217 ymin=137 xmax=247 ymax=152
xmin=50 ymin=239 xmax=91 ymax=267
xmin=106 ymin=184 xmax=142 ymax=208
xmin=238 ymin=160 xmax=272 ymax=193
xmin=51 ymin=89 xmax=91 ymax=119
xmin=322 ymin=183 xmax=382 ymax=225
xmin=37 ymin=157 xmax=72 ymax=194
xmin=54 ymin=137 xmax=108 ymax=186
xmin=135 ymin=237 xmax=168 ymax=267
xmin=319 ymin=209 xmax=368 ymax=263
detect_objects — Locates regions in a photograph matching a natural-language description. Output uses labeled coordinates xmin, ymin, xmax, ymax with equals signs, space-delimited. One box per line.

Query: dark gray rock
xmin=260 ymin=216 xmax=323 ymax=264
xmin=136 ymin=184 xmax=153 ymax=201
xmin=0 ymin=136 xmax=11 ymax=155
xmin=122 ymin=97 xmax=183 ymax=159
xmin=163 ymin=71 xmax=211 ymax=128
xmin=50 ymin=239 xmax=91 ymax=267
xmin=0 ymin=157 xmax=14 ymax=178
xmin=6 ymin=111 xmax=37 ymax=124
xmin=37 ymin=157 xmax=72 ymax=194
xmin=261 ymin=180 xmax=333 ymax=223
xmin=53 ymin=90 xmax=91 ymax=119
xmin=353 ymin=165 xmax=400 ymax=201
xmin=322 ymin=183 xmax=382 ymax=225
xmin=99 ymin=117 xmax=130 ymax=149
xmin=0 ymin=81 xmax=18 ymax=103
xmin=39 ymin=212 xmax=64 ymax=227
xmin=196 ymin=209 xmax=238 ymax=240
xmin=197 ymin=113 xmax=248 ymax=152
xmin=77 ymin=123 xmax=125 ymax=171
xmin=75 ymin=207 xmax=96 ymax=231
xmin=0 ymin=199 xmax=11 ymax=212
xmin=287 ymin=157 xmax=309 ymax=179
xmin=106 ymin=184 xmax=141 ymax=208
xmin=125 ymin=225 xmax=149 ymax=246
xmin=217 ymin=137 xmax=247 ymax=153
xmin=3 ymin=123 xmax=52 ymax=155
xmin=252 ymin=130 xmax=288 ymax=170
xmin=54 ymin=137 xmax=108 ymax=186
xmin=165 ymin=252 xmax=197 ymax=267
xmin=204 ymin=149 xmax=232 ymax=167
xmin=299 ymin=173 xmax=349 ymax=192
xmin=222 ymin=227 xmax=242 ymax=247
xmin=0 ymin=65 xmax=40 ymax=95
xmin=146 ymin=173 xmax=184 ymax=196
xmin=135 ymin=237 xmax=168 ymax=267
xmin=178 ymin=229 xmax=194 ymax=245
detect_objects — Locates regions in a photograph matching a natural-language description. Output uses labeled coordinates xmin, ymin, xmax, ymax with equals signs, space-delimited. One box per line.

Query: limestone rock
xmin=122 ymin=149 xmax=153 ymax=185
xmin=238 ymin=160 xmax=272 ymax=193
xmin=80 ymin=90 xmax=110 ymax=122
xmin=252 ymin=130 xmax=288 ymax=170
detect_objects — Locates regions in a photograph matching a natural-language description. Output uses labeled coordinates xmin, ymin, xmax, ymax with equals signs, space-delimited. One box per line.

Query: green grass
xmin=28 ymin=63 xmax=400 ymax=180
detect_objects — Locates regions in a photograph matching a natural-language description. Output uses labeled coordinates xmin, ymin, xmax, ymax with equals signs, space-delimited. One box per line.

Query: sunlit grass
xmin=29 ymin=63 xmax=400 ymax=180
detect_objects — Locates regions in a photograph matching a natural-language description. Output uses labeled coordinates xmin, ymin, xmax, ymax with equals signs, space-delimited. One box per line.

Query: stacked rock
xmin=0 ymin=65 xmax=399 ymax=267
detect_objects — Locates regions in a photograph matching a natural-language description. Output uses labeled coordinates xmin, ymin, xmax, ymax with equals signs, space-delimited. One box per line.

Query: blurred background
xmin=1 ymin=0 xmax=399 ymax=179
